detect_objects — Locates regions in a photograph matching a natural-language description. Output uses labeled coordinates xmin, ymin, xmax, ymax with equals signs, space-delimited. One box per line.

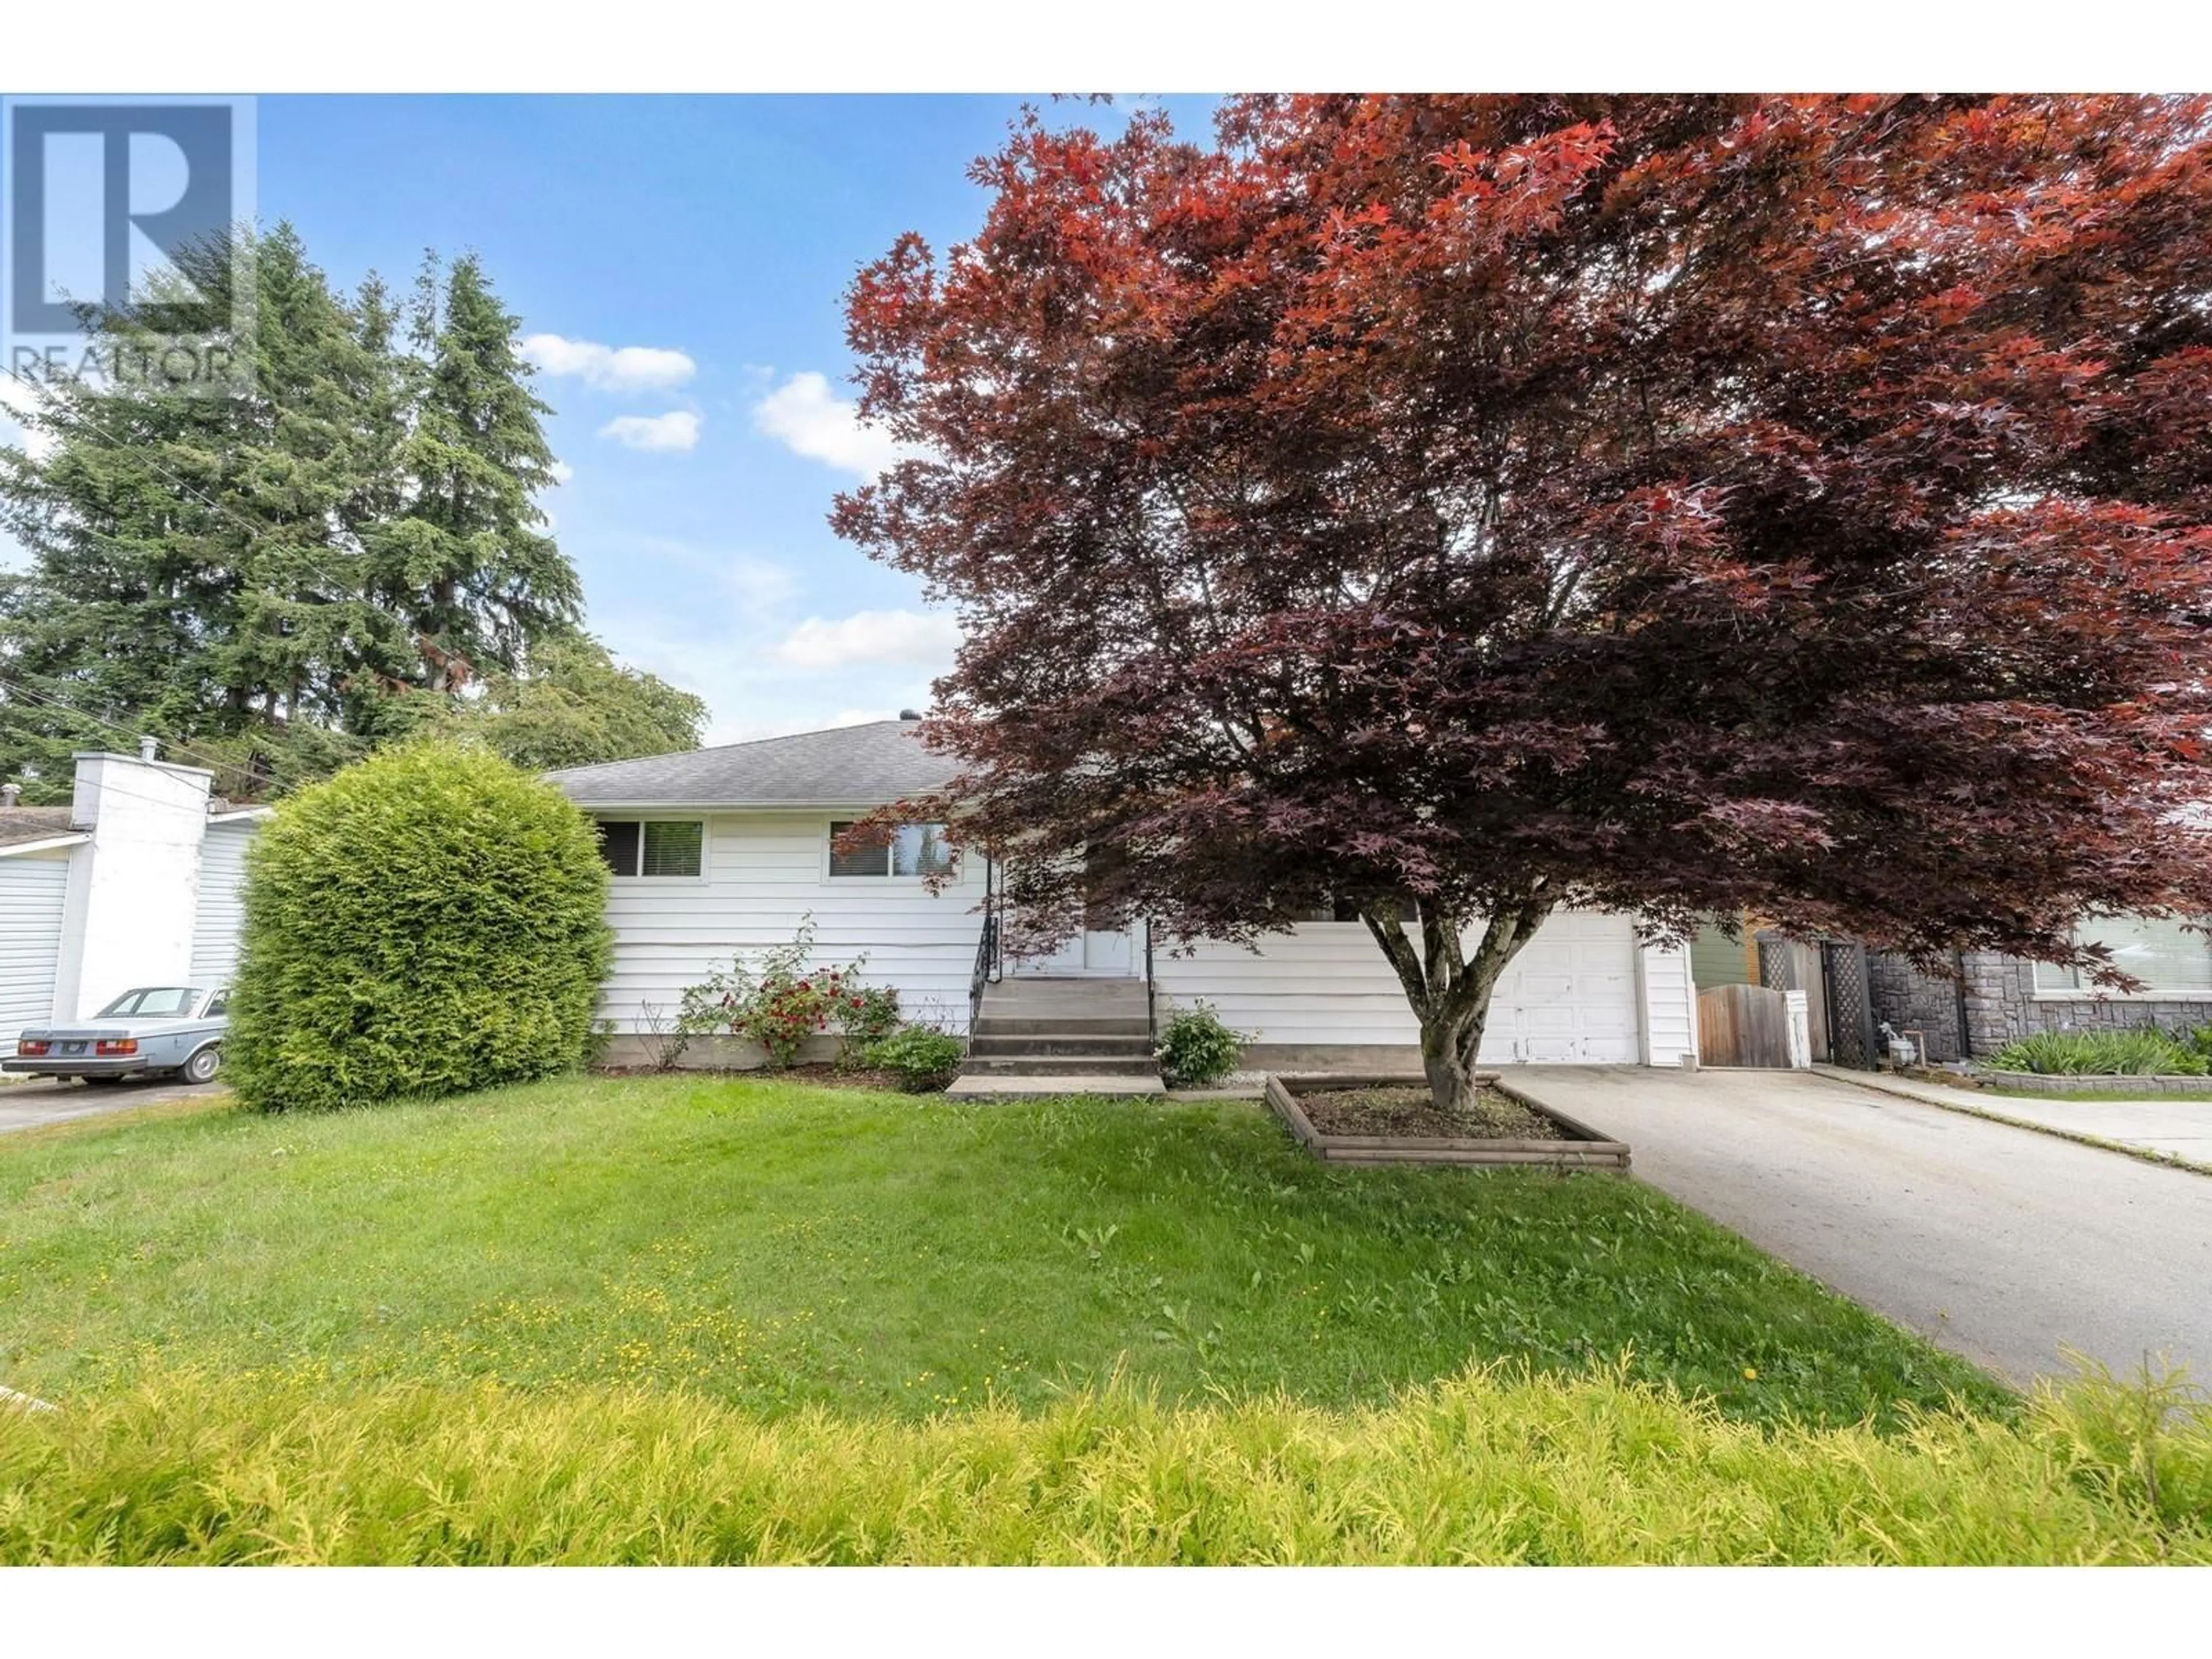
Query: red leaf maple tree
xmin=835 ymin=95 xmax=2212 ymax=1112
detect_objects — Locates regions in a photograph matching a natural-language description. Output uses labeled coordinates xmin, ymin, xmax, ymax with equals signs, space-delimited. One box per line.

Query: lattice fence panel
xmin=1820 ymin=940 xmax=1876 ymax=1069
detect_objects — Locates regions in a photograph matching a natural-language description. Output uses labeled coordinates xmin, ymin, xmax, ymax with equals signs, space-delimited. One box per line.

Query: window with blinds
xmin=594 ymin=819 xmax=703 ymax=878
xmin=2032 ymin=915 xmax=2212 ymax=992
xmin=828 ymin=821 xmax=955 ymax=878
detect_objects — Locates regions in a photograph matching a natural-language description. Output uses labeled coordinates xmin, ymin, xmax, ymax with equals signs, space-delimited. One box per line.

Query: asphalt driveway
xmin=0 ymin=1075 xmax=219 ymax=1134
xmin=1503 ymin=1064 xmax=2212 ymax=1389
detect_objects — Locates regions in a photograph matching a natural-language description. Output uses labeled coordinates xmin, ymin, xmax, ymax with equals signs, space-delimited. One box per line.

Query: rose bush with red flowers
xmin=678 ymin=916 xmax=895 ymax=1069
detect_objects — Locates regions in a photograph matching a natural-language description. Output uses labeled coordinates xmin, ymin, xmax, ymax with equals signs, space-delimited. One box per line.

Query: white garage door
xmin=190 ymin=821 xmax=257 ymax=983
xmin=1148 ymin=907 xmax=1647 ymax=1063
xmin=1481 ymin=910 xmax=1641 ymax=1063
xmin=1 ymin=855 xmax=69 ymax=1056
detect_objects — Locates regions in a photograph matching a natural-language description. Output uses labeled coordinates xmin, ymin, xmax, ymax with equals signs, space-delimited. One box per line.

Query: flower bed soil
xmin=1296 ymin=1084 xmax=1565 ymax=1142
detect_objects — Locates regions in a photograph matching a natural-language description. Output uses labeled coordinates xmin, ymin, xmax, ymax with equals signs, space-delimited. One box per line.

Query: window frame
xmin=821 ymin=818 xmax=959 ymax=885
xmin=2031 ymin=914 xmax=2212 ymax=998
xmin=593 ymin=815 xmax=710 ymax=884
xmin=1286 ymin=892 xmax=1421 ymax=925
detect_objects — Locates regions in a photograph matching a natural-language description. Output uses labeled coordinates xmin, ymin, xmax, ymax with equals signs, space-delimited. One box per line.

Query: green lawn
xmin=0 ymin=1074 xmax=2004 ymax=1429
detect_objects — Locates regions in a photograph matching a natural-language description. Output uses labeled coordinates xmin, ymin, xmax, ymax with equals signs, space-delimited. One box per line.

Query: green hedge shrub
xmin=226 ymin=742 xmax=612 ymax=1112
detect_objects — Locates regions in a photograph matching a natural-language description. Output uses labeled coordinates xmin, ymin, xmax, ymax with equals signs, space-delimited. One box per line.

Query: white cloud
xmin=600 ymin=411 xmax=700 ymax=453
xmin=584 ymin=535 xmax=949 ymax=747
xmin=547 ymin=459 xmax=574 ymax=485
xmin=524 ymin=333 xmax=696 ymax=393
xmin=0 ymin=380 xmax=55 ymax=565
xmin=0 ymin=376 xmax=58 ymax=461
xmin=770 ymin=608 xmax=960 ymax=671
xmin=752 ymin=371 xmax=911 ymax=478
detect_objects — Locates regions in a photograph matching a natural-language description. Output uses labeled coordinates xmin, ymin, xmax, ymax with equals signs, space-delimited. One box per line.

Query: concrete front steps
xmin=946 ymin=975 xmax=1165 ymax=1098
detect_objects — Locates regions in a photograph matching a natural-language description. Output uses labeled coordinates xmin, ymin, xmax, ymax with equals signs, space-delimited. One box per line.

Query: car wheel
xmin=182 ymin=1046 xmax=221 ymax=1086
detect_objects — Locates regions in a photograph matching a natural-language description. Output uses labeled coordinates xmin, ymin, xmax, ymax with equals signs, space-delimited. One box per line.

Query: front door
xmin=1012 ymin=919 xmax=1136 ymax=976
xmin=1009 ymin=849 xmax=1138 ymax=977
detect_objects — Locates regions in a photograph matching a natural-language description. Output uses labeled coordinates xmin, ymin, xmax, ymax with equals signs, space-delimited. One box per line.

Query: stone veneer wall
xmin=1956 ymin=953 xmax=2212 ymax=1055
xmin=1865 ymin=951 xmax=1967 ymax=1062
xmin=1829 ymin=948 xmax=2212 ymax=1062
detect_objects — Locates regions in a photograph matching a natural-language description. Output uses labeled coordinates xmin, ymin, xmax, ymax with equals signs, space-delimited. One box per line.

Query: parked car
xmin=3 ymin=985 xmax=228 ymax=1085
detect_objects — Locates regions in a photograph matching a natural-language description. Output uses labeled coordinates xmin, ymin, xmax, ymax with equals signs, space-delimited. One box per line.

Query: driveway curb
xmin=1814 ymin=1066 xmax=2212 ymax=1180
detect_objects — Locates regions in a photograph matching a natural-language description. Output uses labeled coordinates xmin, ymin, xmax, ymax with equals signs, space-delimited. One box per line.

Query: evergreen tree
xmin=0 ymin=230 xmax=268 ymax=795
xmin=0 ymin=232 xmax=597 ymax=800
xmin=378 ymin=252 xmax=579 ymax=693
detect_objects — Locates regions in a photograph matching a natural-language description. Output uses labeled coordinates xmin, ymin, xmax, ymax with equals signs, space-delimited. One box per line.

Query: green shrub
xmin=1988 ymin=1028 xmax=2208 ymax=1077
xmin=226 ymin=741 xmax=611 ymax=1112
xmin=1155 ymin=1001 xmax=1247 ymax=1088
xmin=2 ymin=1362 xmax=2206 ymax=1564
xmin=677 ymin=917 xmax=888 ymax=1069
xmin=865 ymin=1025 xmax=965 ymax=1092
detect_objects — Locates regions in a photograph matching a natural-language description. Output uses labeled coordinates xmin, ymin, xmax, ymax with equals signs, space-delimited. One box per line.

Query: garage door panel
xmin=1494 ymin=916 xmax=1639 ymax=1062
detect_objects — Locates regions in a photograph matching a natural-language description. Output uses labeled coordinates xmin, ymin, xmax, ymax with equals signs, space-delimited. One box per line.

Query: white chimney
xmin=138 ymin=734 xmax=161 ymax=762
xmin=53 ymin=749 xmax=214 ymax=1020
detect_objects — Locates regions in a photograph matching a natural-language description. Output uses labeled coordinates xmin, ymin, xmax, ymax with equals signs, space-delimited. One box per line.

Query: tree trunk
xmin=1362 ymin=884 xmax=1555 ymax=1122
xmin=1420 ymin=998 xmax=1492 ymax=1120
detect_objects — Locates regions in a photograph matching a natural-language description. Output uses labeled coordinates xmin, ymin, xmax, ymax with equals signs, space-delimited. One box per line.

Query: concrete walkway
xmin=1817 ymin=1067 xmax=2212 ymax=1167
xmin=0 ymin=1075 xmax=218 ymax=1134
xmin=1503 ymin=1064 xmax=2212 ymax=1389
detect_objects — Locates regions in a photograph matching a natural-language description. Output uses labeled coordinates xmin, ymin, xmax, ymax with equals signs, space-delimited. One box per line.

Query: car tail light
xmin=16 ymin=1040 xmax=48 ymax=1056
xmin=94 ymin=1038 xmax=138 ymax=1057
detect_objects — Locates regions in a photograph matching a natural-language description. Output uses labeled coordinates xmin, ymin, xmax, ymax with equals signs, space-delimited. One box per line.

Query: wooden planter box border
xmin=1264 ymin=1073 xmax=1631 ymax=1171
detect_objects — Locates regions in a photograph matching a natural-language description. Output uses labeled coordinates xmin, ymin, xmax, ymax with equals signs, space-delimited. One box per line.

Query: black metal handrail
xmin=1143 ymin=918 xmax=1157 ymax=1037
xmin=968 ymin=857 xmax=1001 ymax=1037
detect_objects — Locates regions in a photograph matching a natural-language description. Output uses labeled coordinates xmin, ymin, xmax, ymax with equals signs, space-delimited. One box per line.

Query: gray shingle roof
xmin=545 ymin=719 xmax=961 ymax=808
xmin=0 ymin=806 xmax=76 ymax=849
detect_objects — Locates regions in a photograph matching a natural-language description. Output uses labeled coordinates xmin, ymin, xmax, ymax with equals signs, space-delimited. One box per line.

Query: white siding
xmin=1638 ymin=938 xmax=1697 ymax=1066
xmin=1153 ymin=909 xmax=1652 ymax=1065
xmin=188 ymin=820 xmax=258 ymax=983
xmin=1 ymin=854 xmax=69 ymax=1056
xmin=596 ymin=810 xmax=991 ymax=1035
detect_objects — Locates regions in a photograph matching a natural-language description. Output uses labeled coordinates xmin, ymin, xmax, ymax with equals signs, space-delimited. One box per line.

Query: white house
xmin=548 ymin=717 xmax=1696 ymax=1071
xmin=0 ymin=747 xmax=266 ymax=1057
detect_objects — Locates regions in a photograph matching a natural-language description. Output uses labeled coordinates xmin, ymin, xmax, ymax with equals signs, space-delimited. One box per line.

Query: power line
xmin=0 ymin=674 xmax=274 ymax=793
xmin=0 ymin=766 xmax=271 ymax=831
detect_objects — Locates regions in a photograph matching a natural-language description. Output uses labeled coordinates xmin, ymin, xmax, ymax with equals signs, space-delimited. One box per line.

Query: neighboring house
xmin=548 ymin=715 xmax=1699 ymax=1070
xmin=1685 ymin=908 xmax=2212 ymax=1065
xmin=0 ymin=747 xmax=267 ymax=1057
xmin=1866 ymin=922 xmax=2212 ymax=1063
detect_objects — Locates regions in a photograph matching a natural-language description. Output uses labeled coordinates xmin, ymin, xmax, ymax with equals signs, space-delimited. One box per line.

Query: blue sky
xmin=266 ymin=94 xmax=1214 ymax=743
xmin=0 ymin=94 xmax=1219 ymax=743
